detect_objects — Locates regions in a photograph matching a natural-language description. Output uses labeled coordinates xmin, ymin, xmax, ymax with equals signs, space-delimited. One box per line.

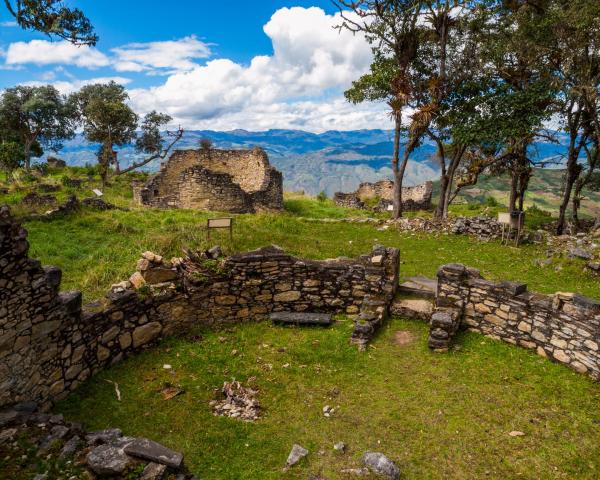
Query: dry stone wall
xmin=334 ymin=181 xmax=433 ymax=211
xmin=1 ymin=206 xmax=398 ymax=409
xmin=0 ymin=207 xmax=193 ymax=410
xmin=133 ymin=147 xmax=283 ymax=213
xmin=181 ymin=245 xmax=399 ymax=323
xmin=433 ymin=263 xmax=600 ymax=380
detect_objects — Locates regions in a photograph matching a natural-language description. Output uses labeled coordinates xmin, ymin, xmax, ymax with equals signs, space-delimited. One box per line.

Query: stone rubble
xmin=0 ymin=402 xmax=195 ymax=479
xmin=210 ymin=380 xmax=260 ymax=421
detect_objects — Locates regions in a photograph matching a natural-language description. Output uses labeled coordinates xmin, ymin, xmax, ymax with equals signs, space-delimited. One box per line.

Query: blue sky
xmin=0 ymin=1 xmax=389 ymax=132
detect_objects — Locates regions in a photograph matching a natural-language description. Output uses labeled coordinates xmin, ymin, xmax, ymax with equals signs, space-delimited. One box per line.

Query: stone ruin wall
xmin=432 ymin=264 xmax=600 ymax=380
xmin=183 ymin=245 xmax=399 ymax=323
xmin=334 ymin=180 xmax=433 ymax=211
xmin=0 ymin=206 xmax=398 ymax=409
xmin=133 ymin=147 xmax=283 ymax=213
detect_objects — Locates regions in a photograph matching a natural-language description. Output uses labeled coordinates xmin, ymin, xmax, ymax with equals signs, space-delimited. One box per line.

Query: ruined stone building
xmin=133 ymin=147 xmax=284 ymax=213
xmin=334 ymin=180 xmax=433 ymax=211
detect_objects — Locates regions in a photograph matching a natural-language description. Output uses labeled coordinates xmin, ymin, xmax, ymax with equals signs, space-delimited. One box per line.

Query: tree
xmin=334 ymin=0 xmax=423 ymax=219
xmin=3 ymin=0 xmax=97 ymax=45
xmin=551 ymin=0 xmax=600 ymax=234
xmin=70 ymin=82 xmax=138 ymax=187
xmin=0 ymin=85 xmax=77 ymax=170
xmin=572 ymin=141 xmax=599 ymax=225
xmin=0 ymin=141 xmax=25 ymax=180
xmin=475 ymin=1 xmax=558 ymax=213
xmin=70 ymin=82 xmax=183 ymax=186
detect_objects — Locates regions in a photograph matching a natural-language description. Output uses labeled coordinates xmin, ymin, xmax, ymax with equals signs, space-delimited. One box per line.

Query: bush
xmin=485 ymin=196 xmax=499 ymax=207
xmin=317 ymin=191 xmax=327 ymax=202
xmin=526 ymin=203 xmax=552 ymax=217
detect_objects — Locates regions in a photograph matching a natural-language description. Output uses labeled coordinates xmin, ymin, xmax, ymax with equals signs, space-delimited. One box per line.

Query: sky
xmin=0 ymin=1 xmax=391 ymax=132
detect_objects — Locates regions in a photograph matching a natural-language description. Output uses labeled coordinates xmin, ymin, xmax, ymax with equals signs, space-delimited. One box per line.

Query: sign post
xmin=207 ymin=217 xmax=233 ymax=242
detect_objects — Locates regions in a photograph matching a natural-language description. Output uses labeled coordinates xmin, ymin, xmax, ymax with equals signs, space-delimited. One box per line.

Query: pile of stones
xmin=545 ymin=231 xmax=600 ymax=274
xmin=0 ymin=402 xmax=195 ymax=479
xmin=391 ymin=215 xmax=504 ymax=240
xmin=81 ymin=197 xmax=118 ymax=210
xmin=449 ymin=215 xmax=504 ymax=240
xmin=22 ymin=192 xmax=56 ymax=207
xmin=210 ymin=380 xmax=260 ymax=421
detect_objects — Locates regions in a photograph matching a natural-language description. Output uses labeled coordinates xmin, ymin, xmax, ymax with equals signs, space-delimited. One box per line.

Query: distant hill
xmin=450 ymin=168 xmax=600 ymax=218
xmin=50 ymin=129 xmax=577 ymax=198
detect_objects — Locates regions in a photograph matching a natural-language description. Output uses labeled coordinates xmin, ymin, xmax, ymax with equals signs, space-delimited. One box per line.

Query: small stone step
xmin=390 ymin=298 xmax=433 ymax=321
xmin=398 ymin=276 xmax=437 ymax=298
xmin=270 ymin=312 xmax=332 ymax=326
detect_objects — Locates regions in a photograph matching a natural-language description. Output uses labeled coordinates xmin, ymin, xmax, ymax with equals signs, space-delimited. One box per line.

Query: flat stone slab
xmin=399 ymin=276 xmax=437 ymax=298
xmin=391 ymin=298 xmax=433 ymax=321
xmin=270 ymin=312 xmax=332 ymax=326
xmin=123 ymin=438 xmax=183 ymax=468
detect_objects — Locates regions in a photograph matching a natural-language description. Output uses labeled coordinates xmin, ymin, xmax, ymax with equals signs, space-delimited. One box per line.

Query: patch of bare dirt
xmin=393 ymin=330 xmax=416 ymax=346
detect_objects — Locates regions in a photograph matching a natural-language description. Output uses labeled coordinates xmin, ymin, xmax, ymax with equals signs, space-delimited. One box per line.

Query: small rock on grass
xmin=286 ymin=444 xmax=309 ymax=467
xmin=334 ymin=442 xmax=346 ymax=452
xmin=362 ymin=452 xmax=400 ymax=480
xmin=86 ymin=444 xmax=133 ymax=475
xmin=509 ymin=431 xmax=525 ymax=437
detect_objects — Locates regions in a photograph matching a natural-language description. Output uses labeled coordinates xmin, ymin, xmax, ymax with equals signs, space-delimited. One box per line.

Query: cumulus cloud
xmin=1 ymin=21 xmax=18 ymax=27
xmin=111 ymin=35 xmax=211 ymax=73
xmin=129 ymin=7 xmax=380 ymax=131
xmin=4 ymin=7 xmax=390 ymax=131
xmin=5 ymin=40 xmax=110 ymax=68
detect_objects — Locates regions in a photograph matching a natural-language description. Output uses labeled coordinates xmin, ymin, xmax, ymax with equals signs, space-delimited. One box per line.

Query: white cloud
xmin=111 ymin=35 xmax=211 ymax=73
xmin=5 ymin=40 xmax=109 ymax=68
xmin=4 ymin=7 xmax=388 ymax=132
xmin=1 ymin=20 xmax=17 ymax=27
xmin=128 ymin=7 xmax=380 ymax=131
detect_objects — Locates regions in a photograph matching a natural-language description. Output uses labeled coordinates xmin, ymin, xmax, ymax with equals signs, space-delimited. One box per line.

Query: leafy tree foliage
xmin=70 ymin=82 xmax=183 ymax=185
xmin=334 ymin=0 xmax=423 ymax=218
xmin=0 ymin=85 xmax=76 ymax=170
xmin=3 ymin=0 xmax=97 ymax=45
xmin=0 ymin=141 xmax=25 ymax=180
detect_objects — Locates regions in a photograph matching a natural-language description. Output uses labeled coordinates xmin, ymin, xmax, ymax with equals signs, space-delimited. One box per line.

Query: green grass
xmin=22 ymin=201 xmax=598 ymax=302
xmin=57 ymin=318 xmax=600 ymax=480
xmin=4 ymin=168 xmax=600 ymax=479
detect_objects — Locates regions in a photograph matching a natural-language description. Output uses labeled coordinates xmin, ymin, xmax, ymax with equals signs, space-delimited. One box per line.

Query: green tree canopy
xmin=0 ymin=85 xmax=77 ymax=169
xmin=3 ymin=0 xmax=97 ymax=45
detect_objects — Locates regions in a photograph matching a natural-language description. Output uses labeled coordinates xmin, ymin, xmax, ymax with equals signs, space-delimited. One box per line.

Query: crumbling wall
xmin=334 ymin=181 xmax=433 ymax=211
xmin=180 ymin=245 xmax=399 ymax=323
xmin=0 ymin=207 xmax=398 ymax=409
xmin=133 ymin=147 xmax=283 ymax=213
xmin=0 ymin=206 xmax=193 ymax=410
xmin=433 ymin=264 xmax=600 ymax=380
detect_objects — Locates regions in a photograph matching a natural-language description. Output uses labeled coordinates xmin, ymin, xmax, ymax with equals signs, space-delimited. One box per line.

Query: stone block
xmin=132 ymin=322 xmax=162 ymax=348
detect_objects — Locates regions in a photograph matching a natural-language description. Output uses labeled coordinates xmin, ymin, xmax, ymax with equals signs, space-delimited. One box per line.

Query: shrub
xmin=317 ymin=191 xmax=327 ymax=202
xmin=485 ymin=196 xmax=499 ymax=207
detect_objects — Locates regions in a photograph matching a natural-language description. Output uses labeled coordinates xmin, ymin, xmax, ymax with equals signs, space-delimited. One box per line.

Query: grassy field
xmin=2 ymin=168 xmax=600 ymax=479
xmin=1 ymin=169 xmax=595 ymax=301
xmin=56 ymin=318 xmax=600 ymax=480
xmin=18 ymin=195 xmax=597 ymax=302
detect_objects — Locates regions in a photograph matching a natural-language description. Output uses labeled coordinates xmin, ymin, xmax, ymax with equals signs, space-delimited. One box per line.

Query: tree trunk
xmin=572 ymin=178 xmax=583 ymax=227
xmin=436 ymin=146 xmax=464 ymax=219
xmin=391 ymin=112 xmax=402 ymax=219
xmin=509 ymin=169 xmax=518 ymax=212
xmin=557 ymin=100 xmax=588 ymax=235
xmin=435 ymin=175 xmax=449 ymax=219
xmin=557 ymin=150 xmax=581 ymax=235
xmin=99 ymin=142 xmax=112 ymax=189
xmin=23 ymin=141 xmax=32 ymax=171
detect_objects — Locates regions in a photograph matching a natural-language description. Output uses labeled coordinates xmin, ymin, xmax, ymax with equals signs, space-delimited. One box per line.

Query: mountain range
xmin=50 ymin=129 xmax=572 ymax=197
